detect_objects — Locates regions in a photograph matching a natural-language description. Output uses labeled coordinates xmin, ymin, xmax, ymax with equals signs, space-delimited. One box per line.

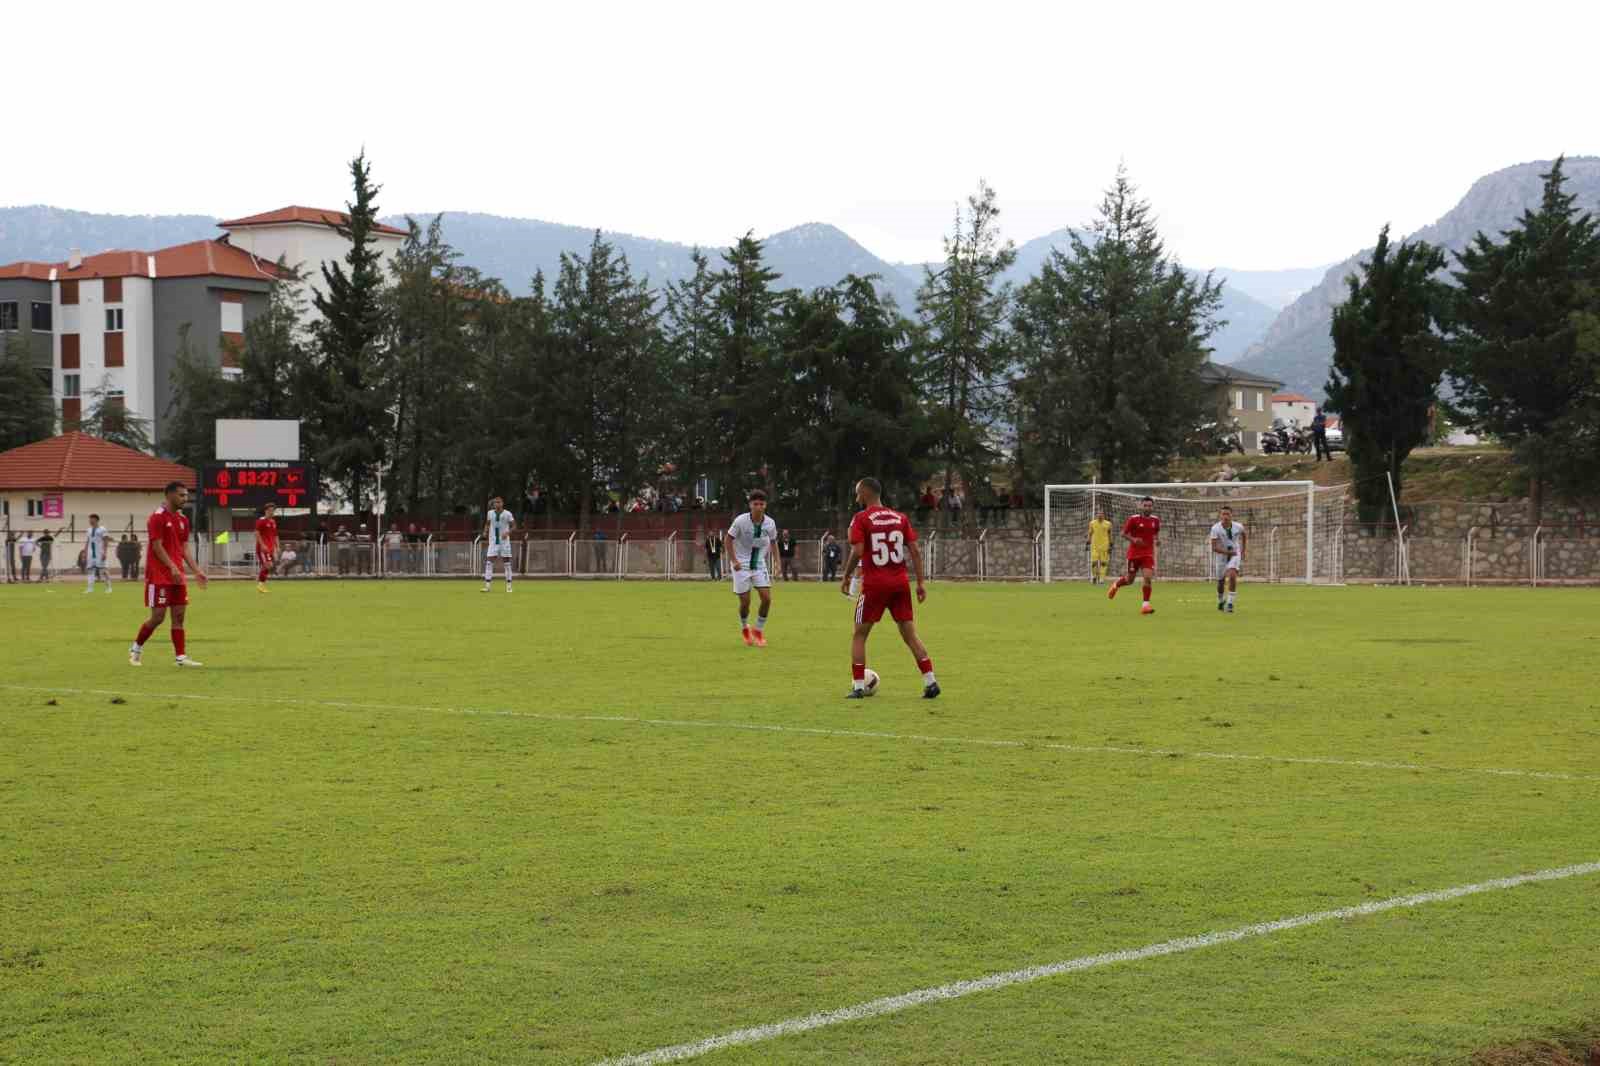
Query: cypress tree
xmin=1325 ymin=226 xmax=1449 ymax=522
xmin=311 ymin=151 xmax=391 ymax=513
xmin=1448 ymin=157 xmax=1600 ymax=519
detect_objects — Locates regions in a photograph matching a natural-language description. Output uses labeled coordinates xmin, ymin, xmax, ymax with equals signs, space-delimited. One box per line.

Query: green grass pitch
xmin=3 ymin=578 xmax=1598 ymax=1064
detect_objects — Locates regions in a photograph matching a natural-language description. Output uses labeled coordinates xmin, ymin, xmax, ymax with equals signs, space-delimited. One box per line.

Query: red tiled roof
xmin=0 ymin=262 xmax=55 ymax=281
xmin=1272 ymin=392 xmax=1315 ymax=403
xmin=219 ymin=205 xmax=408 ymax=237
xmin=45 ymin=241 xmax=284 ymax=283
xmin=0 ymin=432 xmax=197 ymax=491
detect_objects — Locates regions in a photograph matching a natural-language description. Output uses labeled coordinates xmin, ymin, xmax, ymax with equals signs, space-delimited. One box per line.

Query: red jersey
xmin=255 ymin=516 xmax=278 ymax=555
xmin=1122 ymin=513 xmax=1160 ymax=559
xmin=146 ymin=506 xmax=191 ymax=585
xmin=849 ymin=506 xmax=918 ymax=590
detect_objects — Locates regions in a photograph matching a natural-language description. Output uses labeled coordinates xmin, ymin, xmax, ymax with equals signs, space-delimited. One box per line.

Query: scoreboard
xmin=200 ymin=461 xmax=318 ymax=509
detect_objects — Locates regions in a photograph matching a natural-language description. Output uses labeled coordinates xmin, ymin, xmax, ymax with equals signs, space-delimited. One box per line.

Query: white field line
xmin=596 ymin=860 xmax=1600 ymax=1065
xmin=4 ymin=683 xmax=1598 ymax=785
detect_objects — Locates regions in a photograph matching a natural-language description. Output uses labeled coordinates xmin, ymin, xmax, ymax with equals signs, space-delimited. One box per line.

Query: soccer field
xmin=3 ymin=579 xmax=1598 ymax=1064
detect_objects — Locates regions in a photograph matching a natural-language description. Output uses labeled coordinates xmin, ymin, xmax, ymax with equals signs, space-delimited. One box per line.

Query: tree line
xmin=1327 ymin=157 xmax=1600 ymax=521
xmin=154 ymin=157 xmax=1224 ymax=526
xmin=5 ymin=153 xmax=1591 ymax=526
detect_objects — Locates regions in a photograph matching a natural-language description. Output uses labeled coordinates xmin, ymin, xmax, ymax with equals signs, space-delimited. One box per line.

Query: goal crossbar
xmin=1043 ymin=480 xmax=1323 ymax=585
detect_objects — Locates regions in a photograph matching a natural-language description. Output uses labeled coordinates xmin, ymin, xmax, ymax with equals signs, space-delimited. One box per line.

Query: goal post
xmin=1043 ymin=481 xmax=1346 ymax=584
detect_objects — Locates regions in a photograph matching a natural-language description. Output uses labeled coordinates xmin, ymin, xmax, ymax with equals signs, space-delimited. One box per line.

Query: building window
xmin=0 ymin=301 xmax=16 ymax=330
xmin=1256 ymin=392 xmax=1264 ymax=412
xmin=31 ymin=301 xmax=51 ymax=331
xmin=105 ymin=308 xmax=124 ymax=332
xmin=1233 ymin=389 xmax=1244 ymax=411
xmin=104 ymin=391 xmax=126 ymax=432
xmin=62 ymin=373 xmax=80 ymax=398
xmin=220 ymin=301 xmax=244 ymax=334
xmin=26 ymin=498 xmax=46 ymax=517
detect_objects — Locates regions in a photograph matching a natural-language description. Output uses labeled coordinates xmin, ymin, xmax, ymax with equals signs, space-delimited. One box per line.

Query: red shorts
xmin=258 ymin=551 xmax=274 ymax=569
xmin=1126 ymin=555 xmax=1156 ymax=575
xmin=145 ymin=582 xmax=189 ymax=608
xmin=855 ymin=583 xmax=914 ymax=624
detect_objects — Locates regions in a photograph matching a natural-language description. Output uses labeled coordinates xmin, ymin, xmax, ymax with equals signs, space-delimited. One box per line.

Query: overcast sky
xmin=9 ymin=1 xmax=1597 ymax=270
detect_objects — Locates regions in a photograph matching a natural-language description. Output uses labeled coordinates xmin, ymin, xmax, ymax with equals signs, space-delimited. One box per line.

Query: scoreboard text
xmin=200 ymin=461 xmax=319 ymax=509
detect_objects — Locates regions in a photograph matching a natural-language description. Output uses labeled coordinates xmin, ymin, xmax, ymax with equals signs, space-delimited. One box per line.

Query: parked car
xmin=1324 ymin=426 xmax=1346 ymax=452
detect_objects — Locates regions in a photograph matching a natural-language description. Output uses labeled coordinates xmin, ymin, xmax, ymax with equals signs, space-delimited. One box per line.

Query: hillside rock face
xmin=1234 ymin=156 xmax=1600 ymax=397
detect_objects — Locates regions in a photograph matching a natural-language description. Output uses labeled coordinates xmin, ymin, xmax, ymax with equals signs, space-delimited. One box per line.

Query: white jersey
xmin=1210 ymin=520 xmax=1245 ymax=558
xmin=727 ymin=512 xmax=778 ymax=574
xmin=87 ymin=525 xmax=109 ymax=565
xmin=485 ymin=509 xmax=516 ymax=549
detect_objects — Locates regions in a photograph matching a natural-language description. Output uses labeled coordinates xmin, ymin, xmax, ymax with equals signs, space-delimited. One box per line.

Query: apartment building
xmin=0 ymin=206 xmax=407 ymax=450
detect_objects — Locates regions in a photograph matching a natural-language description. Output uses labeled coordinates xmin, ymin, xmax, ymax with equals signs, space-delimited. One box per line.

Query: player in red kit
xmin=129 ymin=479 xmax=208 ymax=667
xmin=255 ymin=502 xmax=278 ymax=593
xmin=839 ymin=477 xmax=940 ymax=699
xmin=1108 ymin=494 xmax=1159 ymax=615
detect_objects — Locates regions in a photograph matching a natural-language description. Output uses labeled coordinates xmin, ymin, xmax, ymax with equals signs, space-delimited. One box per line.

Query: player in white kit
xmin=482 ymin=496 xmax=516 ymax=592
xmin=1209 ymin=505 xmax=1246 ymax=613
xmin=84 ymin=514 xmax=112 ymax=594
xmin=724 ymin=490 xmax=777 ymax=647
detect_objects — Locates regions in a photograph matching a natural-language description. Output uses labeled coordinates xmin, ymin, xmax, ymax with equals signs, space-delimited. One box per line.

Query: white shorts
xmin=486 ymin=544 xmax=513 ymax=559
xmin=1213 ymin=553 xmax=1242 ymax=577
xmin=731 ymin=568 xmax=772 ymax=595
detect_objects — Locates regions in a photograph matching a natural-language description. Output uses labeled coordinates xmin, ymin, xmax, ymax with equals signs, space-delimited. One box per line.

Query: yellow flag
xmin=214 ymin=531 xmax=231 ymax=545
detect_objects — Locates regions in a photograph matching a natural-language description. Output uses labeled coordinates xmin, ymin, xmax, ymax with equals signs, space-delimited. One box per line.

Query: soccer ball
xmin=862 ymin=668 xmax=880 ymax=696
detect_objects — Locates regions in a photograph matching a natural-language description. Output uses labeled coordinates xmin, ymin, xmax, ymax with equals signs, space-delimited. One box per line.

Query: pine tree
xmin=662 ymin=249 xmax=722 ymax=503
xmin=549 ymin=233 xmax=665 ymax=526
xmin=1325 ymin=226 xmax=1449 ymax=522
xmin=1448 ymin=157 xmax=1600 ymax=519
xmin=1012 ymin=166 xmax=1221 ymax=483
xmin=711 ymin=233 xmax=787 ymax=501
xmin=80 ymin=373 xmax=155 ymax=453
xmin=0 ymin=335 xmax=55 ymax=451
xmin=237 ymin=260 xmax=311 ymax=420
xmin=311 ymin=151 xmax=392 ymax=513
xmin=163 ymin=325 xmax=237 ymax=469
xmin=776 ymin=276 xmax=927 ymax=514
xmin=384 ymin=216 xmax=477 ymax=515
xmin=915 ymin=181 xmax=1016 ymax=499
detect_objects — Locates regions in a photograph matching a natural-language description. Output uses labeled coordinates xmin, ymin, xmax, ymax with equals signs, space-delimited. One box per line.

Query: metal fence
xmin=10 ymin=523 xmax=1600 ymax=587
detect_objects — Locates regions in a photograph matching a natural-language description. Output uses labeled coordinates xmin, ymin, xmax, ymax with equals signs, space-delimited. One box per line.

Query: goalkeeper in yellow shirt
xmin=1086 ymin=508 xmax=1113 ymax=584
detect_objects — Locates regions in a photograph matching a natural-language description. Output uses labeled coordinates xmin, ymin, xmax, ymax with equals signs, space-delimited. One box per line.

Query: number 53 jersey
xmin=849 ymin=505 xmax=918 ymax=591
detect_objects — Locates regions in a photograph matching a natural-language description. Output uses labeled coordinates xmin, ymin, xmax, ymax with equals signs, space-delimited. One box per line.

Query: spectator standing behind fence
xmin=406 ymin=522 xmax=421 ymax=573
xmin=704 ymin=529 xmax=722 ymax=580
xmin=128 ymin=534 xmax=141 ymax=579
xmin=593 ymin=529 xmax=609 ymax=574
xmin=335 ymin=525 xmax=353 ymax=575
xmin=778 ymin=529 xmax=797 ymax=581
xmin=385 ymin=527 xmax=405 ymax=576
xmin=823 ymin=533 xmax=842 ymax=582
xmin=355 ymin=525 xmax=373 ymax=575
xmin=299 ymin=537 xmax=314 ymax=575
xmin=1312 ymin=408 xmax=1332 ymax=462
xmin=18 ymin=532 xmax=35 ymax=581
xmin=117 ymin=534 xmax=135 ymax=580
xmin=5 ymin=529 xmax=16 ymax=582
xmin=36 ymin=530 xmax=54 ymax=581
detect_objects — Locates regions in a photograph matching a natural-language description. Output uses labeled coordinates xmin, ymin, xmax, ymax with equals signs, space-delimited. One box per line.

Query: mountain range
xmin=0 ymin=206 xmax=1288 ymax=363
xmin=1234 ymin=156 xmax=1600 ymax=397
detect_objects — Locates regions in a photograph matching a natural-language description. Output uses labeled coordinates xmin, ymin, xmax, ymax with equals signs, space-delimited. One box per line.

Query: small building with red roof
xmin=1271 ymin=391 xmax=1318 ymax=428
xmin=0 ymin=431 xmax=196 ymax=535
xmin=0 ymin=205 xmax=403 ymax=450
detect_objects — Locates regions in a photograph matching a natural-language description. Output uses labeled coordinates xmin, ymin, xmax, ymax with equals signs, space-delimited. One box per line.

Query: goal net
xmin=1044 ymin=481 xmax=1348 ymax=584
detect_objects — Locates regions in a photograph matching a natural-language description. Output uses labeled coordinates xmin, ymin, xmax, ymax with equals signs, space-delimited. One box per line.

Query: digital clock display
xmin=200 ymin=461 xmax=318 ymax=509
